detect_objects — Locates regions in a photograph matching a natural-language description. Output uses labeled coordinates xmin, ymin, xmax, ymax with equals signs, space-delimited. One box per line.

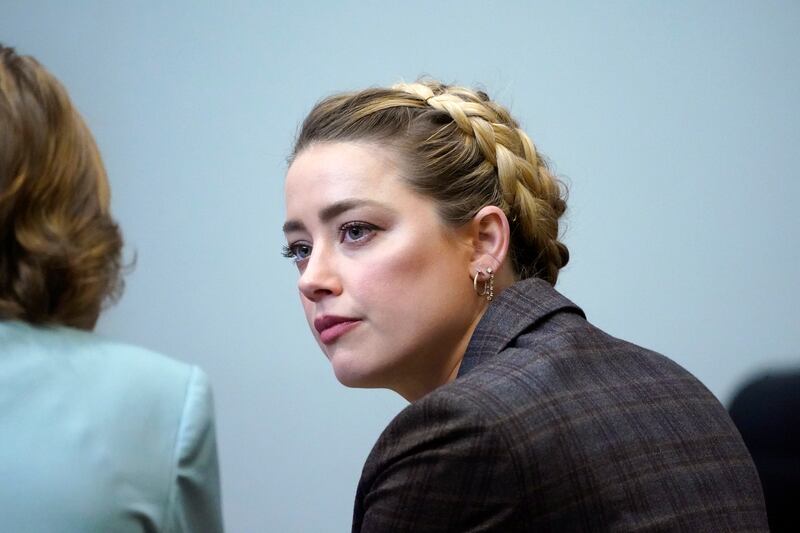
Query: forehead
xmin=284 ymin=141 xmax=410 ymax=214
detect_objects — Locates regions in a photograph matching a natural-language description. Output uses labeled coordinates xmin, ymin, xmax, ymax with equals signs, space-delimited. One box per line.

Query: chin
xmin=330 ymin=352 xmax=384 ymax=389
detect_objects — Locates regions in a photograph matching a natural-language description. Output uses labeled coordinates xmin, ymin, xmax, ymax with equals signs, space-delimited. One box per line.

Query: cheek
xmin=357 ymin=245 xmax=429 ymax=298
xmin=353 ymin=237 xmax=468 ymax=319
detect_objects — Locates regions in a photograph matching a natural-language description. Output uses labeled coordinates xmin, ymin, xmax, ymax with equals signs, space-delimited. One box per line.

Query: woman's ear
xmin=467 ymin=205 xmax=511 ymax=276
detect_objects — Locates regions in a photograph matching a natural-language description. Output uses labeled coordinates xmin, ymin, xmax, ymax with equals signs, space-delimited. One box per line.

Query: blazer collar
xmin=457 ymin=277 xmax=585 ymax=378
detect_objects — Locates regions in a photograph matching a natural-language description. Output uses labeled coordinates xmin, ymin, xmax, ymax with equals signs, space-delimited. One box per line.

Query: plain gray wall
xmin=3 ymin=1 xmax=798 ymax=531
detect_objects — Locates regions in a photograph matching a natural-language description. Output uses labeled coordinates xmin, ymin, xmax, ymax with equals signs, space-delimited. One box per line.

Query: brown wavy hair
xmin=292 ymin=80 xmax=569 ymax=285
xmin=0 ymin=45 xmax=123 ymax=330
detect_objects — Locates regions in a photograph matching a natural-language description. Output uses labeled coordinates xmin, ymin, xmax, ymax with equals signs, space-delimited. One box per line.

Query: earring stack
xmin=473 ymin=267 xmax=495 ymax=302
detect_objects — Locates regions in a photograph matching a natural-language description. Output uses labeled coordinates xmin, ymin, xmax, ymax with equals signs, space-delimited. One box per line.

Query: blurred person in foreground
xmin=0 ymin=44 xmax=224 ymax=532
xmin=283 ymin=80 xmax=768 ymax=532
xmin=730 ymin=370 xmax=800 ymax=533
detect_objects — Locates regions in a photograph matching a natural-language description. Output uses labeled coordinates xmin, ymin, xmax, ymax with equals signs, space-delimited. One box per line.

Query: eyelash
xmin=339 ymin=221 xmax=378 ymax=243
xmin=282 ymin=221 xmax=379 ymax=262
xmin=281 ymin=244 xmax=304 ymax=260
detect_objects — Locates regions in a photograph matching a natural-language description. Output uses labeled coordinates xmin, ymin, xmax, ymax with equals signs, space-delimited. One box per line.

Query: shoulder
xmin=440 ymin=320 xmax=768 ymax=529
xmin=454 ymin=319 xmax=739 ymax=465
xmin=0 ymin=321 xmax=221 ymax=531
xmin=363 ymin=384 xmax=512 ymax=488
xmin=0 ymin=320 xmax=195 ymax=390
xmin=369 ymin=383 xmax=511 ymax=460
xmin=0 ymin=320 xmax=209 ymax=450
xmin=356 ymin=385 xmax=528 ymax=531
xmin=463 ymin=308 xmax=722 ymax=413
xmin=364 ymin=317 xmax=702 ymax=477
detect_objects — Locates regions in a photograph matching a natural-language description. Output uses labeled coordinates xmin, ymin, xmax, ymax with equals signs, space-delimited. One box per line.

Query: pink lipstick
xmin=314 ymin=315 xmax=362 ymax=344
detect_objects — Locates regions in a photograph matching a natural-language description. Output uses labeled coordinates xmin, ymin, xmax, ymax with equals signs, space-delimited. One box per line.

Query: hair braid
xmin=393 ymin=81 xmax=569 ymax=283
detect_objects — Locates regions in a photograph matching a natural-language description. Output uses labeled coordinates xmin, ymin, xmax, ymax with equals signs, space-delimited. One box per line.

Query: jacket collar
xmin=457 ymin=277 xmax=585 ymax=377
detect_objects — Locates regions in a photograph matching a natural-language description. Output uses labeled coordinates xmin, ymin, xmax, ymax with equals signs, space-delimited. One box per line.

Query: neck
xmin=392 ymin=299 xmax=492 ymax=402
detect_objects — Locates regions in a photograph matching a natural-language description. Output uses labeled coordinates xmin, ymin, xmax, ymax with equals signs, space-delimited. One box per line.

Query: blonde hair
xmin=0 ymin=45 xmax=123 ymax=329
xmin=292 ymin=79 xmax=569 ymax=284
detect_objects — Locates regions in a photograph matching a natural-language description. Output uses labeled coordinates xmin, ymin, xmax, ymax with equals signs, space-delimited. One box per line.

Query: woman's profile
xmin=0 ymin=45 xmax=224 ymax=532
xmin=283 ymin=80 xmax=769 ymax=531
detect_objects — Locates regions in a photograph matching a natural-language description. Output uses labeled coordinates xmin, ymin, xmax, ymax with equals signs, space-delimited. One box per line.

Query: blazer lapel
xmin=457 ymin=277 xmax=585 ymax=377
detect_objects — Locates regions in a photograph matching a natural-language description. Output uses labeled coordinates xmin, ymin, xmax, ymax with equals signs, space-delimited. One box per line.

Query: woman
xmin=0 ymin=45 xmax=224 ymax=532
xmin=283 ymin=80 xmax=768 ymax=531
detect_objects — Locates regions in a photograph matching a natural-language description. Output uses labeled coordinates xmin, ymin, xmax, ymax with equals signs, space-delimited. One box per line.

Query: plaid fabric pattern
xmin=353 ymin=278 xmax=768 ymax=532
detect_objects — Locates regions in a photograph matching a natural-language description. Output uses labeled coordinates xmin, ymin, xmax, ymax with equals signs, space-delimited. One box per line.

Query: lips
xmin=314 ymin=315 xmax=362 ymax=344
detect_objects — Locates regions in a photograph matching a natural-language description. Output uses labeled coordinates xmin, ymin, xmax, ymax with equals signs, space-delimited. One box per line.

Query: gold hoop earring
xmin=473 ymin=268 xmax=482 ymax=296
xmin=472 ymin=267 xmax=495 ymax=302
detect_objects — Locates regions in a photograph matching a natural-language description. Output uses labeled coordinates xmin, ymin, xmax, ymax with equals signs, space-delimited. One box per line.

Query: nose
xmin=298 ymin=246 xmax=342 ymax=302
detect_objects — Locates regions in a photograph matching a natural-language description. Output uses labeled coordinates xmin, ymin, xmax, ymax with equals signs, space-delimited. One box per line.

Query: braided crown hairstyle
xmin=291 ymin=80 xmax=569 ymax=285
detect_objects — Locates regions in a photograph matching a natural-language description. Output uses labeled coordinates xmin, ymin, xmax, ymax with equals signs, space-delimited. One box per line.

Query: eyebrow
xmin=282 ymin=199 xmax=391 ymax=233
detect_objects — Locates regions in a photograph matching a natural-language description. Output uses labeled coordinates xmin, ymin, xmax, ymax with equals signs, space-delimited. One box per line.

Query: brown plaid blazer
xmin=353 ymin=278 xmax=768 ymax=532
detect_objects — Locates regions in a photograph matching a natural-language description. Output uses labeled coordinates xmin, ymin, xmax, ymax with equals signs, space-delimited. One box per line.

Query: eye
xmin=281 ymin=242 xmax=312 ymax=262
xmin=340 ymin=221 xmax=377 ymax=243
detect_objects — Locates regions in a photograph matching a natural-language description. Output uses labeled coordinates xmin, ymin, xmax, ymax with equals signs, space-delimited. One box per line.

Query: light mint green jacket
xmin=0 ymin=321 xmax=224 ymax=532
